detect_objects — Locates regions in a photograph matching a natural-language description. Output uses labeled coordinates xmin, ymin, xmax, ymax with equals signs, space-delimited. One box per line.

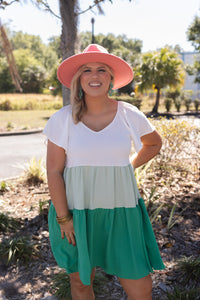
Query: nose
xmin=91 ymin=70 xmax=98 ymax=78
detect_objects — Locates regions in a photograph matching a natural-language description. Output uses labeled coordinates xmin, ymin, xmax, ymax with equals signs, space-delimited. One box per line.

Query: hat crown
xmin=83 ymin=44 xmax=108 ymax=54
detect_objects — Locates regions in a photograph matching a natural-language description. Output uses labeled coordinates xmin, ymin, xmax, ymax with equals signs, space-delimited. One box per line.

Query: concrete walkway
xmin=0 ymin=131 xmax=46 ymax=181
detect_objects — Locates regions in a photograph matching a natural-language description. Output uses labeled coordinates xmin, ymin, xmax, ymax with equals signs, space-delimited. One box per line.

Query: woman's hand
xmin=60 ymin=218 xmax=76 ymax=246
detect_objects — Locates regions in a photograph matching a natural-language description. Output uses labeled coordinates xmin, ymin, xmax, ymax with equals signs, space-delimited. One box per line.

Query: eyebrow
xmin=83 ymin=65 xmax=107 ymax=70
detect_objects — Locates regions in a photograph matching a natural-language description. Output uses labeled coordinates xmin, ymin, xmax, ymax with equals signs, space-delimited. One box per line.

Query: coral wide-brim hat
xmin=57 ymin=44 xmax=133 ymax=90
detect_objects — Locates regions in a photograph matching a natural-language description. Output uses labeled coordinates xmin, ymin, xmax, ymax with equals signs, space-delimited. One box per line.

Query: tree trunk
xmin=59 ymin=0 xmax=78 ymax=106
xmin=152 ymin=87 xmax=160 ymax=113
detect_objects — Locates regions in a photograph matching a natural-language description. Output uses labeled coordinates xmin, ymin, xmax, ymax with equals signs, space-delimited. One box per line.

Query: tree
xmin=137 ymin=47 xmax=184 ymax=113
xmin=14 ymin=48 xmax=46 ymax=92
xmin=1 ymin=0 xmax=133 ymax=103
xmin=79 ymin=31 xmax=142 ymax=64
xmin=187 ymin=16 xmax=200 ymax=83
xmin=11 ymin=31 xmax=58 ymax=72
xmin=0 ymin=0 xmax=20 ymax=9
xmin=58 ymin=0 xmax=78 ymax=105
xmin=48 ymin=35 xmax=62 ymax=60
xmin=187 ymin=16 xmax=200 ymax=51
xmin=0 ymin=57 xmax=15 ymax=92
xmin=34 ymin=0 xmax=133 ymax=105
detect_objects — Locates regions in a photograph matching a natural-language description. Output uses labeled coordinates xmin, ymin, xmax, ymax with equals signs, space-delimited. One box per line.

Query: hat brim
xmin=57 ymin=52 xmax=133 ymax=90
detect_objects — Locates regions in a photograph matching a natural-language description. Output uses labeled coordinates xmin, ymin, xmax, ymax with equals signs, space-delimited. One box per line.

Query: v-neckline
xmin=80 ymin=102 xmax=119 ymax=134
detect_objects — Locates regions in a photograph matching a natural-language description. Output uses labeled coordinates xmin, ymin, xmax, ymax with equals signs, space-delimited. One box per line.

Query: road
xmin=0 ymin=133 xmax=47 ymax=180
xmin=0 ymin=116 xmax=199 ymax=181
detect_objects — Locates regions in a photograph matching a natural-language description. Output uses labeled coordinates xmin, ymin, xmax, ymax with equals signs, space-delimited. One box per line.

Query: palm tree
xmin=137 ymin=47 xmax=185 ymax=113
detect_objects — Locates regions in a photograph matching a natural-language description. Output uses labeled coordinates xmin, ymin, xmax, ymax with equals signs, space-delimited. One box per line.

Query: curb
xmin=0 ymin=128 xmax=43 ymax=137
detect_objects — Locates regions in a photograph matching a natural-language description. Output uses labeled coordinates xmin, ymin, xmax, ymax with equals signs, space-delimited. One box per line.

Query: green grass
xmin=0 ymin=93 xmax=62 ymax=110
xmin=0 ymin=92 xmax=199 ymax=132
xmin=0 ymin=110 xmax=57 ymax=131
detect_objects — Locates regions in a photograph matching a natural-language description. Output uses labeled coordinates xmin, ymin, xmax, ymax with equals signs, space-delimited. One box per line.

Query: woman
xmin=43 ymin=44 xmax=165 ymax=300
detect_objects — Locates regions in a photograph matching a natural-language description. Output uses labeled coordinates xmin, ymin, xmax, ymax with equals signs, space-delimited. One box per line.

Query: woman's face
xmin=80 ymin=62 xmax=112 ymax=98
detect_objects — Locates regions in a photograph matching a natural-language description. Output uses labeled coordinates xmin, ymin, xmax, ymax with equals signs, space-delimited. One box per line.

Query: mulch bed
xmin=0 ymin=165 xmax=200 ymax=299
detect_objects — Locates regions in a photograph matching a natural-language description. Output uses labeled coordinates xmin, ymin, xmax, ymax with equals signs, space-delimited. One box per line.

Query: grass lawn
xmin=0 ymin=110 xmax=57 ymax=132
xmin=0 ymin=93 xmax=198 ymax=132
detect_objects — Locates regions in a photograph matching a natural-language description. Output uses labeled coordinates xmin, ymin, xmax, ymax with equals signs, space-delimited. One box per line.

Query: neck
xmin=84 ymin=95 xmax=110 ymax=114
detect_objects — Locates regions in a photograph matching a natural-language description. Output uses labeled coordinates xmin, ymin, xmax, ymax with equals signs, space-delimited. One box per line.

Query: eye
xmin=98 ymin=68 xmax=106 ymax=72
xmin=83 ymin=69 xmax=91 ymax=73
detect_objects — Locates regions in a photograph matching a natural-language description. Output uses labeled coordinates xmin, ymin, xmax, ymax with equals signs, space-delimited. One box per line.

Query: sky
xmin=1 ymin=0 xmax=200 ymax=53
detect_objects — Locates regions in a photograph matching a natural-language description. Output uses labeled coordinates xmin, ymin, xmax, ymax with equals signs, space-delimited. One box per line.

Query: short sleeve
xmin=124 ymin=102 xmax=155 ymax=137
xmin=120 ymin=101 xmax=155 ymax=153
xmin=43 ymin=105 xmax=72 ymax=152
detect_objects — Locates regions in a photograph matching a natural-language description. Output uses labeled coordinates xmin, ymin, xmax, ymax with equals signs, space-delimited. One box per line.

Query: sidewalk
xmin=0 ymin=128 xmax=43 ymax=137
xmin=0 ymin=130 xmax=46 ymax=181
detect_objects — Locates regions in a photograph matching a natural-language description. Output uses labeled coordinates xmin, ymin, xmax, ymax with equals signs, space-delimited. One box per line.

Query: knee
xmin=119 ymin=274 xmax=152 ymax=300
xmin=69 ymin=272 xmax=94 ymax=297
xmin=70 ymin=272 xmax=87 ymax=290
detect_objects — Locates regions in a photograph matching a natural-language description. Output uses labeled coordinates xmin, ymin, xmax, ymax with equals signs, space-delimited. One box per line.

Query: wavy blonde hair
xmin=70 ymin=64 xmax=114 ymax=124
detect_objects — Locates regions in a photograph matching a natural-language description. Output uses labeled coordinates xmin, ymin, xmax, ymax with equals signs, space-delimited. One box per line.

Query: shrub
xmin=0 ymin=213 xmax=21 ymax=232
xmin=184 ymin=98 xmax=192 ymax=111
xmin=6 ymin=122 xmax=15 ymax=131
xmin=50 ymin=271 xmax=71 ymax=299
xmin=150 ymin=117 xmax=200 ymax=185
xmin=194 ymin=98 xmax=200 ymax=111
xmin=0 ymin=181 xmax=10 ymax=193
xmin=0 ymin=99 xmax=12 ymax=111
xmin=164 ymin=97 xmax=173 ymax=112
xmin=180 ymin=90 xmax=193 ymax=111
xmin=0 ymin=236 xmax=39 ymax=265
xmin=23 ymin=157 xmax=46 ymax=185
xmin=174 ymin=97 xmax=182 ymax=112
xmin=165 ymin=287 xmax=200 ymax=300
xmin=176 ymin=256 xmax=200 ymax=287
xmin=116 ymin=95 xmax=142 ymax=109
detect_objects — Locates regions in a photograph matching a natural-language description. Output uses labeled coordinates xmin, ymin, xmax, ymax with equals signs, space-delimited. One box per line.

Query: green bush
xmin=0 ymin=236 xmax=39 ymax=265
xmin=115 ymin=95 xmax=142 ymax=109
xmin=0 ymin=181 xmax=10 ymax=192
xmin=164 ymin=98 xmax=173 ymax=112
xmin=6 ymin=122 xmax=15 ymax=131
xmin=174 ymin=97 xmax=182 ymax=112
xmin=176 ymin=256 xmax=200 ymax=287
xmin=166 ymin=287 xmax=200 ymax=300
xmin=180 ymin=90 xmax=193 ymax=111
xmin=0 ymin=99 xmax=12 ymax=111
xmin=194 ymin=98 xmax=200 ymax=111
xmin=0 ymin=213 xmax=21 ymax=232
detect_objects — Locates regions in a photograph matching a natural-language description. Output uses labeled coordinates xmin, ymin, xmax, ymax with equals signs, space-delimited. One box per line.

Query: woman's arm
xmin=46 ymin=140 xmax=76 ymax=246
xmin=131 ymin=130 xmax=162 ymax=169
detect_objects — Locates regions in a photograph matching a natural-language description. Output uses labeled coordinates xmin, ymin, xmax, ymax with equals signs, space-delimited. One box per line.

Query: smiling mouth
xmin=89 ymin=82 xmax=101 ymax=87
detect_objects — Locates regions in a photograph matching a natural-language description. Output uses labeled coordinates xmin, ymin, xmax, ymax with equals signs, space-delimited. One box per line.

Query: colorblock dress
xmin=43 ymin=101 xmax=165 ymax=285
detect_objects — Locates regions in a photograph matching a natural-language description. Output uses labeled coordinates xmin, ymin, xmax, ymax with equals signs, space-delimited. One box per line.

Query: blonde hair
xmin=70 ymin=64 xmax=114 ymax=124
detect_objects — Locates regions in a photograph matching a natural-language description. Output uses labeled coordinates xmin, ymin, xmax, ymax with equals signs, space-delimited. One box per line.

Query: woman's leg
xmin=118 ymin=274 xmax=152 ymax=300
xmin=69 ymin=268 xmax=96 ymax=300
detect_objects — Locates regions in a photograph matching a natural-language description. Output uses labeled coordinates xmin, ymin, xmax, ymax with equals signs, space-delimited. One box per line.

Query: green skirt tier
xmin=49 ymin=164 xmax=165 ymax=285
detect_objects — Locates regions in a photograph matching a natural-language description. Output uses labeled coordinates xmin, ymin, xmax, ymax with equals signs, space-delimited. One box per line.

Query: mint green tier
xmin=48 ymin=200 xmax=165 ymax=285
